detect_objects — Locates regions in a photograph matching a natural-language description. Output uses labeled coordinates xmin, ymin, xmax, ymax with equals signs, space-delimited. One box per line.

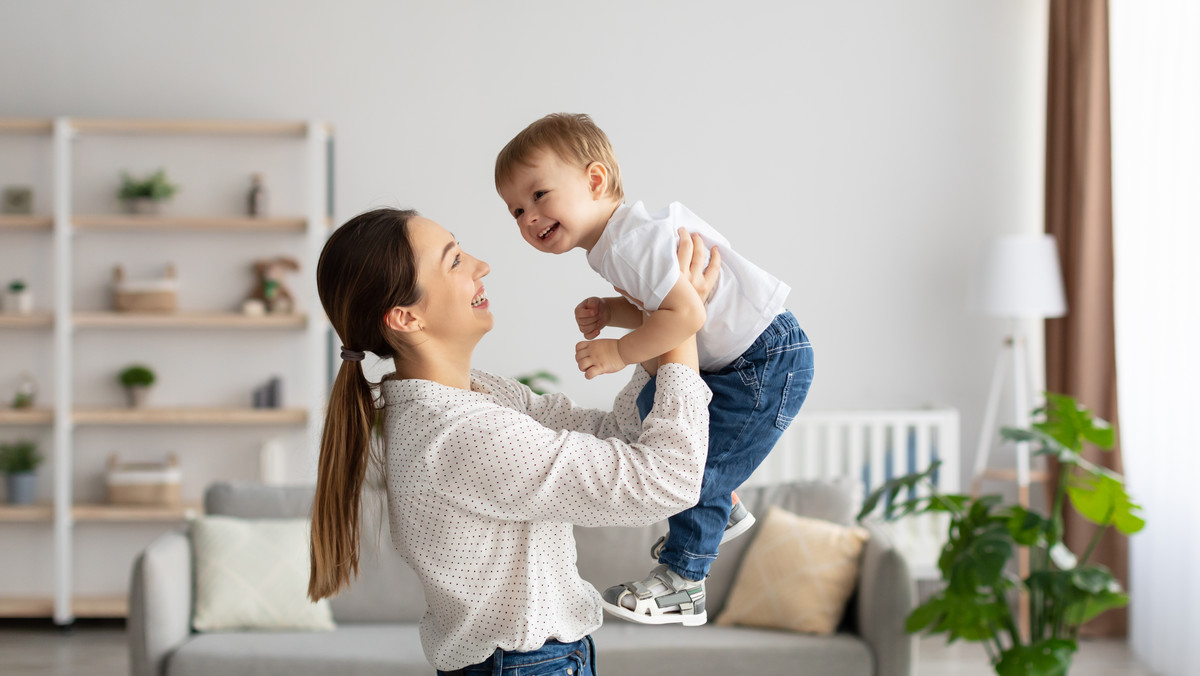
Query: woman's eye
xmin=533 ymin=190 xmax=547 ymax=201
xmin=452 ymin=254 xmax=461 ymax=268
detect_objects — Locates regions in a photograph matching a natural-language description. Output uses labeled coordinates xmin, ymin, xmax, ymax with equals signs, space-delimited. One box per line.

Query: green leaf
xmin=1065 ymin=589 xmax=1129 ymax=626
xmin=1069 ymin=565 xmax=1114 ymax=594
xmin=905 ymin=599 xmax=944 ymax=634
xmin=1066 ymin=473 xmax=1146 ymax=535
xmin=857 ymin=460 xmax=942 ymax=521
xmin=1004 ymin=506 xmax=1049 ymax=547
xmin=995 ymin=639 xmax=1077 ymax=676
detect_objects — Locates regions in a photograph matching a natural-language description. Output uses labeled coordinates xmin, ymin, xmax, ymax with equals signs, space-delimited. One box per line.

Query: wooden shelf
xmin=73 ymin=407 xmax=307 ymax=426
xmin=0 ymin=215 xmax=53 ymax=230
xmin=0 ymin=504 xmax=53 ymax=522
xmin=71 ymin=118 xmax=323 ymax=136
xmin=0 ymin=312 xmax=53 ymax=328
xmin=0 ymin=597 xmax=54 ymax=617
xmin=0 ymin=408 xmax=54 ymax=425
xmin=74 ymin=214 xmax=312 ymax=232
xmin=73 ymin=503 xmax=201 ymax=522
xmin=0 ymin=118 xmax=53 ymax=134
xmin=0 ymin=595 xmax=129 ymax=618
xmin=73 ymin=311 xmax=307 ymax=329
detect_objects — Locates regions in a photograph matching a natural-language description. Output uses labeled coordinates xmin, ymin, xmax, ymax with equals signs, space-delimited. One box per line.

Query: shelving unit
xmin=0 ymin=116 xmax=333 ymax=624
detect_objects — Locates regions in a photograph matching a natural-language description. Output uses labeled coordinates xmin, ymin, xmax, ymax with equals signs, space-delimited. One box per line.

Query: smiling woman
xmin=307 ymin=207 xmax=719 ymax=674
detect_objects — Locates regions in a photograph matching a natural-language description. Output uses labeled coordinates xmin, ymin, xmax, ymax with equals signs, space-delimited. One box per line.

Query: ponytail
xmin=308 ymin=359 xmax=375 ymax=601
xmin=308 ymin=207 xmax=421 ymax=602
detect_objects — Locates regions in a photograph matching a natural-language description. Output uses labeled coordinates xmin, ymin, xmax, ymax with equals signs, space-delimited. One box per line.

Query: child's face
xmin=497 ymin=149 xmax=612 ymax=254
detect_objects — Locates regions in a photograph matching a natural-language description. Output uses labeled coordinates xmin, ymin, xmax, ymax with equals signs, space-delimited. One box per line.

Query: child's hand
xmin=575 ymin=338 xmax=626 ymax=379
xmin=574 ymin=297 xmax=610 ymax=340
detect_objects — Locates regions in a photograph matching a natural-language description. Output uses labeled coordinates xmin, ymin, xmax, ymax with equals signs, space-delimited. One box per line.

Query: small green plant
xmin=858 ymin=393 xmax=1143 ymax=676
xmin=515 ymin=370 xmax=559 ymax=395
xmin=119 ymin=364 xmax=156 ymax=388
xmin=8 ymin=279 xmax=26 ymax=293
xmin=0 ymin=440 xmax=42 ymax=474
xmin=118 ymin=169 xmax=179 ymax=201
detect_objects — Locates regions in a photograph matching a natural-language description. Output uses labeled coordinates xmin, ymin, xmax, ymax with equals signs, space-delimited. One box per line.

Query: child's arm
xmin=574 ymin=295 xmax=643 ymax=339
xmin=576 ymin=232 xmax=719 ymax=380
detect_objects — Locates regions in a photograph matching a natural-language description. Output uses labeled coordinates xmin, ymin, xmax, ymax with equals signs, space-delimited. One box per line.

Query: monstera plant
xmin=858 ymin=393 xmax=1144 ymax=676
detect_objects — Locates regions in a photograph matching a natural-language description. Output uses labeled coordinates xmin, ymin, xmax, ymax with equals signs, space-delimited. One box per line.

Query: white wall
xmin=0 ymin=0 xmax=1049 ymax=591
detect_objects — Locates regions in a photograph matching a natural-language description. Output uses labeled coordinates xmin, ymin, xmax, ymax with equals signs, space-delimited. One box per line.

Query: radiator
xmin=744 ymin=408 xmax=961 ymax=580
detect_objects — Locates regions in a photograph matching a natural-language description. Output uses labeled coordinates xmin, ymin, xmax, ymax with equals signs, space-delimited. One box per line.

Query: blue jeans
xmin=436 ymin=636 xmax=596 ymax=676
xmin=637 ymin=311 xmax=814 ymax=580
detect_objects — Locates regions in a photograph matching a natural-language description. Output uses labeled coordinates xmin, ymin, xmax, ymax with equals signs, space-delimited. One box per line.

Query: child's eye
xmin=513 ymin=208 xmax=524 ymax=219
xmin=533 ymin=190 xmax=547 ymax=201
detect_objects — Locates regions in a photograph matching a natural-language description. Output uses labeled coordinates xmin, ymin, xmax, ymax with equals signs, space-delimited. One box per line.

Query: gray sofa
xmin=129 ymin=480 xmax=915 ymax=676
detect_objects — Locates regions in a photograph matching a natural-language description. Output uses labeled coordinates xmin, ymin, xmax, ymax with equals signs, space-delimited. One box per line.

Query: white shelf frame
xmin=0 ymin=116 xmax=333 ymax=625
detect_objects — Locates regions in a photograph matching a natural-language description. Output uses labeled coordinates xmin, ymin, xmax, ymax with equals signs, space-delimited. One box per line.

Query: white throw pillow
xmin=191 ymin=515 xmax=335 ymax=632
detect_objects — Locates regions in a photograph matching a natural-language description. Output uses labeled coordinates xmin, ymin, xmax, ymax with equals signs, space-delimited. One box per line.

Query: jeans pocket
xmin=775 ymin=368 xmax=813 ymax=431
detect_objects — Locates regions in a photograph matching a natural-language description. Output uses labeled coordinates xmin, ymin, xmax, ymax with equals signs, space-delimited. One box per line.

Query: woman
xmin=307 ymin=207 xmax=718 ymax=675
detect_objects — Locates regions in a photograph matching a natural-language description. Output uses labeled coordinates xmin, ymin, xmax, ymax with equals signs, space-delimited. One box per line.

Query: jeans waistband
xmin=742 ymin=310 xmax=802 ymax=353
xmin=450 ymin=636 xmax=593 ymax=675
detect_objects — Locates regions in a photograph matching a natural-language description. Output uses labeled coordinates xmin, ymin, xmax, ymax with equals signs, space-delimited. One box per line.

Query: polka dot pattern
xmin=380 ymin=364 xmax=711 ymax=671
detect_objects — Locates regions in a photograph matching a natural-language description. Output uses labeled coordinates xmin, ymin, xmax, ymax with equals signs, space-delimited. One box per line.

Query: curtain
xmin=1111 ymin=3 xmax=1200 ymax=674
xmin=1043 ymin=0 xmax=1125 ymax=638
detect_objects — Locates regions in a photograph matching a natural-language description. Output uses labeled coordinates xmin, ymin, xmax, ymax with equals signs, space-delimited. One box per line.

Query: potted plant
xmin=118 ymin=169 xmax=179 ymax=214
xmin=515 ymin=370 xmax=560 ymax=395
xmin=2 ymin=278 xmax=32 ymax=315
xmin=119 ymin=364 xmax=157 ymax=408
xmin=0 ymin=440 xmax=43 ymax=505
xmin=859 ymin=393 xmax=1143 ymax=676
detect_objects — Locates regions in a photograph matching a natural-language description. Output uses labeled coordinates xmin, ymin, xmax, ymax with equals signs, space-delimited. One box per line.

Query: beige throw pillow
xmin=716 ymin=506 xmax=869 ymax=634
xmin=191 ymin=515 xmax=335 ymax=632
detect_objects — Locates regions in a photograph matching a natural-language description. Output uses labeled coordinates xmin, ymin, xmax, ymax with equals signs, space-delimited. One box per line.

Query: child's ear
xmin=384 ymin=305 xmax=423 ymax=334
xmin=586 ymin=162 xmax=608 ymax=199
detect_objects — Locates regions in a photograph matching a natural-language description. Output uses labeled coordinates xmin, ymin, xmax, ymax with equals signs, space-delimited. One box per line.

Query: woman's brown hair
xmin=308 ymin=207 xmax=422 ymax=601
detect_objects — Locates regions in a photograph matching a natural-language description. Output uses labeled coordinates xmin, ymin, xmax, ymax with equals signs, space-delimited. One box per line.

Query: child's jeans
xmin=636 ymin=311 xmax=814 ymax=581
xmin=436 ymin=636 xmax=595 ymax=676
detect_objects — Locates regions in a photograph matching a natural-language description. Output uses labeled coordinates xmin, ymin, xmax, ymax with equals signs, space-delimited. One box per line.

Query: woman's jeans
xmin=637 ymin=311 xmax=814 ymax=581
xmin=436 ymin=636 xmax=596 ymax=676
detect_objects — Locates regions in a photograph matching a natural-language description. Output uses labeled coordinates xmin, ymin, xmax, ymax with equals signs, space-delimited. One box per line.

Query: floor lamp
xmin=968 ymin=233 xmax=1067 ymax=639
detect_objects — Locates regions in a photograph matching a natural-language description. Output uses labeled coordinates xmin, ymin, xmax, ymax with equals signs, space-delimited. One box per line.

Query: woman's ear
xmin=384 ymin=305 xmax=423 ymax=334
xmin=586 ymin=162 xmax=609 ymax=199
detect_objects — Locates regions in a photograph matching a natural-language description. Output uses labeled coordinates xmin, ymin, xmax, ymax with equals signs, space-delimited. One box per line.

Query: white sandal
xmin=600 ymin=564 xmax=707 ymax=626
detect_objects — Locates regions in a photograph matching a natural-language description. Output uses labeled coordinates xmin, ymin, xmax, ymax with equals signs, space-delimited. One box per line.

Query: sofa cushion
xmin=591 ymin=623 xmax=873 ymax=676
xmin=202 ymin=483 xmax=427 ymax=623
xmin=167 ymin=624 xmax=431 ymax=676
xmin=716 ymin=506 xmax=869 ymax=634
xmin=573 ymin=478 xmax=860 ymax=613
xmin=191 ymin=516 xmax=335 ymax=632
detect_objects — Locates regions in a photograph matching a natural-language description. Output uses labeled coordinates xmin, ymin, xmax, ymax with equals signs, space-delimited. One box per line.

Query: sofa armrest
xmin=855 ymin=522 xmax=916 ymax=676
xmin=128 ymin=528 xmax=194 ymax=676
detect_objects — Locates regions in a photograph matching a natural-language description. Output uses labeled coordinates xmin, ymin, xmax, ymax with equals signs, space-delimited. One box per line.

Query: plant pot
xmin=124 ymin=197 xmax=165 ymax=215
xmin=1 ymin=289 xmax=32 ymax=315
xmin=126 ymin=384 xmax=152 ymax=408
xmin=5 ymin=471 xmax=37 ymax=505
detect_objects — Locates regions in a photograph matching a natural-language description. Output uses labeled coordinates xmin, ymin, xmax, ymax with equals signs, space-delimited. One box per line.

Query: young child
xmin=495 ymin=113 xmax=814 ymax=626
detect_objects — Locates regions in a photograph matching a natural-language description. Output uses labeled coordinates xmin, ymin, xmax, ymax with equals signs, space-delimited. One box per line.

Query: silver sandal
xmin=600 ymin=564 xmax=707 ymax=626
xmin=649 ymin=501 xmax=757 ymax=559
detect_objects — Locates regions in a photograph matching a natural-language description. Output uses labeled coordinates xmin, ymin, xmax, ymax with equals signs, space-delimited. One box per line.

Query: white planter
xmin=2 ymin=289 xmax=32 ymax=315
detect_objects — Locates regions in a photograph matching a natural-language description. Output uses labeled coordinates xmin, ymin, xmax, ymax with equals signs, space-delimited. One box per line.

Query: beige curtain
xmin=1044 ymin=0 xmax=1125 ymax=638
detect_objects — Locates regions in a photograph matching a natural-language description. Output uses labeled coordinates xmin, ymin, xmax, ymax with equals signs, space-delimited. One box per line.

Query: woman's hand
xmin=651 ymin=228 xmax=722 ymax=373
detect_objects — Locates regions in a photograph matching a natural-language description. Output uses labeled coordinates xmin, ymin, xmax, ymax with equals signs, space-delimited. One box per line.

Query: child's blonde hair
xmin=495 ymin=113 xmax=624 ymax=202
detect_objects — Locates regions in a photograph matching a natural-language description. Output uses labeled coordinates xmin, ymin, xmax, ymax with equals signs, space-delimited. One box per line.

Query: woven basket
xmin=106 ymin=453 xmax=182 ymax=506
xmin=112 ymin=264 xmax=178 ymax=313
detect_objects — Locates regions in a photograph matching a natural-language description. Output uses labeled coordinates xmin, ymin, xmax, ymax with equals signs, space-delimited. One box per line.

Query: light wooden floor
xmin=0 ymin=619 xmax=1159 ymax=676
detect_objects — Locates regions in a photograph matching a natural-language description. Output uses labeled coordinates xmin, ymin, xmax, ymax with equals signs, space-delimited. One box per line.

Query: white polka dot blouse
xmin=380 ymin=363 xmax=711 ymax=670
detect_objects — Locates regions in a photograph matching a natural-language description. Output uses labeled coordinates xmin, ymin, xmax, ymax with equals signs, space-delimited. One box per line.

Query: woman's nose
xmin=476 ymin=258 xmax=490 ymax=278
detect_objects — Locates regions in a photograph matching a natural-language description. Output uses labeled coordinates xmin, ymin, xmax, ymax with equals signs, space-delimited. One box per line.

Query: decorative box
xmin=106 ymin=453 xmax=182 ymax=506
xmin=112 ymin=263 xmax=178 ymax=313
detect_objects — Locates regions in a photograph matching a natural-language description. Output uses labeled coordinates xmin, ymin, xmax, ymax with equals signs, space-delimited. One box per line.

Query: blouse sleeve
xmin=425 ymin=364 xmax=710 ymax=528
xmin=506 ymin=367 xmax=651 ymax=444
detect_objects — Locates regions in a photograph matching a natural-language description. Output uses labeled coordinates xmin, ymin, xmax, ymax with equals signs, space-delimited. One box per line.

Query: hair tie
xmin=340 ymin=347 xmax=365 ymax=362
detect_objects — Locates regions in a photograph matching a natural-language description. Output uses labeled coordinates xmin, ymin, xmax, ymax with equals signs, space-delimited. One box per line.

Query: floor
xmin=0 ymin=619 xmax=1160 ymax=676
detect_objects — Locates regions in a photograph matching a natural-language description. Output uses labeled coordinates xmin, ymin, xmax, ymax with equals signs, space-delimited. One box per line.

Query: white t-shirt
xmin=381 ymin=364 xmax=711 ymax=670
xmin=587 ymin=201 xmax=791 ymax=371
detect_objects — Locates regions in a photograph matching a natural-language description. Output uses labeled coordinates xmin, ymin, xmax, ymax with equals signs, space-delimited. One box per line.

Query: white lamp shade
xmin=968 ymin=234 xmax=1068 ymax=318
